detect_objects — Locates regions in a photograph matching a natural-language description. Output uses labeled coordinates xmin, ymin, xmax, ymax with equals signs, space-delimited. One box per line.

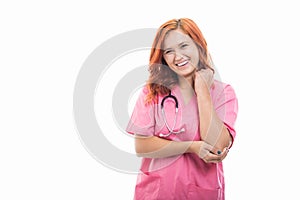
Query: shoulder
xmin=211 ymin=79 xmax=237 ymax=99
xmin=138 ymin=85 xmax=156 ymax=105
xmin=213 ymin=79 xmax=232 ymax=89
xmin=141 ymin=85 xmax=150 ymax=95
xmin=134 ymin=85 xmax=150 ymax=103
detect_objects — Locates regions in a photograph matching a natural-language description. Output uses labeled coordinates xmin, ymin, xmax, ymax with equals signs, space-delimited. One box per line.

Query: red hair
xmin=145 ymin=18 xmax=214 ymax=103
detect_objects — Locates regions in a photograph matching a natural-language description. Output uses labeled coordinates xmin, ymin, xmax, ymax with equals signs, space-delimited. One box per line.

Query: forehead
xmin=163 ymin=29 xmax=193 ymax=49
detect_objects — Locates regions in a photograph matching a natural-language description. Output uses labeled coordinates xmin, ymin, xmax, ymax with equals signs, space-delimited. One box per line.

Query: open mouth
xmin=176 ymin=60 xmax=189 ymax=67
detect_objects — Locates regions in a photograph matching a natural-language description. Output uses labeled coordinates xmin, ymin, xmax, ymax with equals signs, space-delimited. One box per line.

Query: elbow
xmin=134 ymin=138 xmax=145 ymax=157
xmin=134 ymin=136 xmax=153 ymax=157
xmin=214 ymin=127 xmax=233 ymax=152
xmin=135 ymin=146 xmax=147 ymax=158
xmin=135 ymin=143 xmax=143 ymax=157
xmin=136 ymin=152 xmax=144 ymax=157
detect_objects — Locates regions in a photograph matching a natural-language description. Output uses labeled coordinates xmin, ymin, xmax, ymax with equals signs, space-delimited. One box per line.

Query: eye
xmin=164 ymin=49 xmax=174 ymax=55
xmin=180 ymin=43 xmax=188 ymax=49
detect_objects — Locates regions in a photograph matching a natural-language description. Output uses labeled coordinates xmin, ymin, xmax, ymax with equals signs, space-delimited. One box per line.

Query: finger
xmin=206 ymin=66 xmax=215 ymax=74
xmin=198 ymin=148 xmax=210 ymax=159
xmin=202 ymin=151 xmax=218 ymax=163
xmin=198 ymin=142 xmax=214 ymax=159
xmin=205 ymin=156 xmax=223 ymax=163
xmin=205 ymin=147 xmax=228 ymax=162
xmin=204 ymin=153 xmax=222 ymax=163
xmin=194 ymin=70 xmax=202 ymax=78
xmin=195 ymin=69 xmax=213 ymax=81
xmin=218 ymin=147 xmax=229 ymax=161
xmin=209 ymin=147 xmax=222 ymax=155
xmin=202 ymin=67 xmax=214 ymax=75
xmin=200 ymin=142 xmax=215 ymax=151
xmin=197 ymin=141 xmax=227 ymax=161
xmin=206 ymin=147 xmax=229 ymax=163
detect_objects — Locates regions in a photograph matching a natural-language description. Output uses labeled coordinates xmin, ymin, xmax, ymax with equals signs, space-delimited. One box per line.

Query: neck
xmin=178 ymin=75 xmax=195 ymax=104
xmin=178 ymin=75 xmax=193 ymax=90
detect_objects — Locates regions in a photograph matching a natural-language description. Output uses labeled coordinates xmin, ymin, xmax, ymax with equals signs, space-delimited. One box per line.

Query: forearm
xmin=197 ymin=86 xmax=232 ymax=150
xmin=134 ymin=135 xmax=195 ymax=158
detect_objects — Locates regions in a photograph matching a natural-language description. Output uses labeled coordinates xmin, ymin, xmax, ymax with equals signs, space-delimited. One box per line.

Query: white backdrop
xmin=1 ymin=0 xmax=300 ymax=199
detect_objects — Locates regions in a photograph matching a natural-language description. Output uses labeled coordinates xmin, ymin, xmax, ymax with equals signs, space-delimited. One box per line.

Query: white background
xmin=1 ymin=0 xmax=300 ymax=199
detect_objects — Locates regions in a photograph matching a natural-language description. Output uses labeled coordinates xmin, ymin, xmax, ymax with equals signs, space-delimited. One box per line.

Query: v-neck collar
xmin=172 ymin=85 xmax=196 ymax=107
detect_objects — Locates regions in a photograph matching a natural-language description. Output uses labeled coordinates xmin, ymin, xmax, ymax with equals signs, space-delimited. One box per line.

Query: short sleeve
xmin=213 ymin=83 xmax=238 ymax=145
xmin=126 ymin=87 xmax=156 ymax=137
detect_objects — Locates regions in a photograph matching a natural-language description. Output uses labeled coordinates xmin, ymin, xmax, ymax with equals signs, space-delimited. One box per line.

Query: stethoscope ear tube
xmin=161 ymin=91 xmax=178 ymax=109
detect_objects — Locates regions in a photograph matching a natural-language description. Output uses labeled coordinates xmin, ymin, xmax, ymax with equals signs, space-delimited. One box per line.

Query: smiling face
xmin=162 ymin=29 xmax=200 ymax=79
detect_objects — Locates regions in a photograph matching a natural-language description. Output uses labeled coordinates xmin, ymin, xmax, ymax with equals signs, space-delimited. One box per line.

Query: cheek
xmin=163 ymin=55 xmax=174 ymax=66
xmin=187 ymin=47 xmax=199 ymax=57
xmin=189 ymin=50 xmax=200 ymax=64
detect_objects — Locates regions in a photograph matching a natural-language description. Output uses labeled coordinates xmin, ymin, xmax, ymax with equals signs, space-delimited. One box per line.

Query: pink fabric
xmin=126 ymin=80 xmax=238 ymax=200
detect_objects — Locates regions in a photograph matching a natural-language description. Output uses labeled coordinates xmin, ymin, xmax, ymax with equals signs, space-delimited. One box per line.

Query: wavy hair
xmin=145 ymin=18 xmax=214 ymax=103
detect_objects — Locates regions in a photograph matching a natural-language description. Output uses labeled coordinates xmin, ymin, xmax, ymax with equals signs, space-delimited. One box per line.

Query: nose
xmin=174 ymin=50 xmax=184 ymax=61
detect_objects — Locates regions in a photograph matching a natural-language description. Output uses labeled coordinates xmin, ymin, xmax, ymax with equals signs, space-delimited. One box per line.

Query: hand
xmin=194 ymin=68 xmax=214 ymax=93
xmin=203 ymin=147 xmax=229 ymax=163
xmin=192 ymin=141 xmax=229 ymax=163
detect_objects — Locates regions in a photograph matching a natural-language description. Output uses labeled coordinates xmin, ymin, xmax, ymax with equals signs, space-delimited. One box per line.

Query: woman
xmin=126 ymin=18 xmax=238 ymax=200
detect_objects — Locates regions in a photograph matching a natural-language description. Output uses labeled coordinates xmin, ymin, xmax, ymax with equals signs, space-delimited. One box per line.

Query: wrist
xmin=195 ymin=84 xmax=210 ymax=96
xmin=187 ymin=142 xmax=198 ymax=154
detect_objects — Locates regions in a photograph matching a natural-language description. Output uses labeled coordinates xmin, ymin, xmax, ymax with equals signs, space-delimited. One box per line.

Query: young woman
xmin=126 ymin=18 xmax=238 ymax=200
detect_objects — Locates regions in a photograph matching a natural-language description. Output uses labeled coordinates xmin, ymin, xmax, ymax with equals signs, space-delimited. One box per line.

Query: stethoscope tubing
xmin=159 ymin=92 xmax=185 ymax=137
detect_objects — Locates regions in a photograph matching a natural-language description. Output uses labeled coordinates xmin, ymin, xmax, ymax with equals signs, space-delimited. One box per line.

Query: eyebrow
xmin=163 ymin=41 xmax=189 ymax=51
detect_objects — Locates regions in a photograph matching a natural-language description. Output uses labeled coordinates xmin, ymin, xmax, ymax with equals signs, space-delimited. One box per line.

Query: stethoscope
xmin=159 ymin=91 xmax=185 ymax=137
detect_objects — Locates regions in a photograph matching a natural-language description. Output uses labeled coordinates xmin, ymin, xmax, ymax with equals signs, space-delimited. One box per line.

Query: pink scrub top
xmin=126 ymin=80 xmax=238 ymax=200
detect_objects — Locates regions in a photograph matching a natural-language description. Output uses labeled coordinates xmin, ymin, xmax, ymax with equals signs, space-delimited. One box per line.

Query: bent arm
xmin=196 ymin=85 xmax=232 ymax=152
xmin=134 ymin=135 xmax=221 ymax=159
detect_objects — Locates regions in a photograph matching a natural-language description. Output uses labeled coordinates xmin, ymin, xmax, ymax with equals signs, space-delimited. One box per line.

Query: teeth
xmin=176 ymin=60 xmax=188 ymax=67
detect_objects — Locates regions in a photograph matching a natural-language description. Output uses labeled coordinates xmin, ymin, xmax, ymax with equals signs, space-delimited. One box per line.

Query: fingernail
xmin=224 ymin=147 xmax=229 ymax=153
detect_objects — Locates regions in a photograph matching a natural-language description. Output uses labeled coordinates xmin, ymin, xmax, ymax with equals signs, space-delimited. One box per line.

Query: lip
xmin=175 ymin=60 xmax=189 ymax=67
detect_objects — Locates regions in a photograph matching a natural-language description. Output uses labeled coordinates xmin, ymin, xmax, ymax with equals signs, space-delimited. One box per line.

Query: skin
xmin=135 ymin=29 xmax=231 ymax=163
